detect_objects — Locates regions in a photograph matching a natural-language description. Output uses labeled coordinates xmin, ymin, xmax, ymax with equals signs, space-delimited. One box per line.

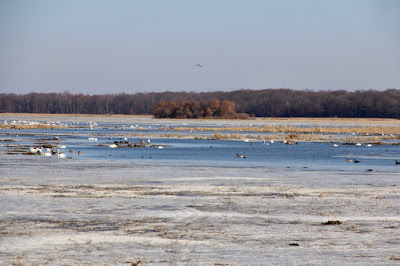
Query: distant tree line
xmin=153 ymin=99 xmax=248 ymax=119
xmin=0 ymin=89 xmax=399 ymax=118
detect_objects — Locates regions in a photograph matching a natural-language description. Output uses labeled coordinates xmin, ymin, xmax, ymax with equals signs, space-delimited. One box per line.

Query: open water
xmin=1 ymin=118 xmax=399 ymax=174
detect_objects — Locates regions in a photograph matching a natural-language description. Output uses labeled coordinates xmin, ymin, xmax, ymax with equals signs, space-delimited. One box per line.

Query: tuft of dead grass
xmin=209 ymin=133 xmax=244 ymax=140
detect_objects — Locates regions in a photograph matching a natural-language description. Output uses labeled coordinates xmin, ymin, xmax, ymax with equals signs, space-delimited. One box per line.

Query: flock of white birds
xmin=1 ymin=119 xmax=157 ymax=159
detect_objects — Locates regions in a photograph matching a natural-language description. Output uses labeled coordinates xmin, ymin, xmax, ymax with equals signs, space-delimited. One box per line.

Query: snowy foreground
xmin=1 ymin=157 xmax=399 ymax=265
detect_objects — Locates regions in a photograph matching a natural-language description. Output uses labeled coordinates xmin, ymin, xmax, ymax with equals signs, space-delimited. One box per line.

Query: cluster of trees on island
xmin=153 ymin=99 xmax=248 ymax=119
xmin=0 ymin=88 xmax=399 ymax=118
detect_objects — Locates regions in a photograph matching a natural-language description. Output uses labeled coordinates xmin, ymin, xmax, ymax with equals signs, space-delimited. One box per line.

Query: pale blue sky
xmin=0 ymin=0 xmax=399 ymax=94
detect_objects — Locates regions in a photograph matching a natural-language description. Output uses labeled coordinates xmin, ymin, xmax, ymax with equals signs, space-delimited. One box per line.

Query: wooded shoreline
xmin=1 ymin=88 xmax=399 ymax=118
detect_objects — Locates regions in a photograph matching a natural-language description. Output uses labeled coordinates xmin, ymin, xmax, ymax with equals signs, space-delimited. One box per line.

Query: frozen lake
xmin=1 ymin=114 xmax=400 ymax=264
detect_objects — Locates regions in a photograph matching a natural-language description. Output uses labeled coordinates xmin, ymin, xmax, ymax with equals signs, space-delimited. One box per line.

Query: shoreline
xmin=0 ymin=113 xmax=399 ymax=124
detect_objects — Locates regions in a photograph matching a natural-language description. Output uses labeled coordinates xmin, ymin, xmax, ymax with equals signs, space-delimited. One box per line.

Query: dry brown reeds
xmin=256 ymin=117 xmax=398 ymax=123
xmin=170 ymin=125 xmax=400 ymax=135
xmin=209 ymin=133 xmax=245 ymax=140
xmin=93 ymin=130 xmax=399 ymax=143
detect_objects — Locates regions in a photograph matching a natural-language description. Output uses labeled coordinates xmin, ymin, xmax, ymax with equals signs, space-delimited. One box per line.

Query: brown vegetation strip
xmin=170 ymin=125 xmax=400 ymax=134
xmin=256 ymin=117 xmax=399 ymax=123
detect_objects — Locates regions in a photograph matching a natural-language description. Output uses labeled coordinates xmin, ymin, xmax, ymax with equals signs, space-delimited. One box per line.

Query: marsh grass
xmin=163 ymin=124 xmax=400 ymax=143
xmin=209 ymin=133 xmax=244 ymax=140
xmin=87 ymin=130 xmax=400 ymax=143
xmin=171 ymin=125 xmax=400 ymax=135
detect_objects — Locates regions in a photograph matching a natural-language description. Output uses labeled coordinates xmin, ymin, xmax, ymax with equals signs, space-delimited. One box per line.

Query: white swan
xmin=57 ymin=150 xmax=66 ymax=158
xmin=108 ymin=144 xmax=118 ymax=148
xmin=40 ymin=151 xmax=52 ymax=157
xmin=30 ymin=147 xmax=40 ymax=153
